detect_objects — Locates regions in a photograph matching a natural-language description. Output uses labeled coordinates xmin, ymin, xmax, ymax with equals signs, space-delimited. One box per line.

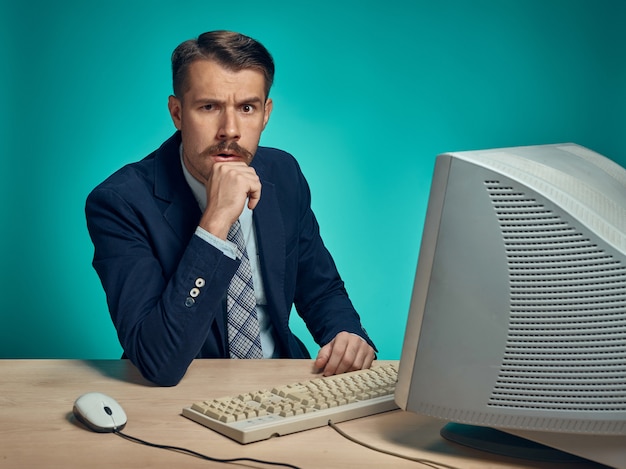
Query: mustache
xmin=203 ymin=141 xmax=253 ymax=161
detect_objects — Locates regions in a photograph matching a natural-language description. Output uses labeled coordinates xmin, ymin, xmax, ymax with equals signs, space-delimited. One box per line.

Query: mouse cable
xmin=113 ymin=429 xmax=301 ymax=469
xmin=327 ymin=420 xmax=461 ymax=469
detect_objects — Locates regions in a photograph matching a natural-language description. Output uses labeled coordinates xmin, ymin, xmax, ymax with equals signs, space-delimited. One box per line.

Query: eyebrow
xmin=192 ymin=96 xmax=266 ymax=106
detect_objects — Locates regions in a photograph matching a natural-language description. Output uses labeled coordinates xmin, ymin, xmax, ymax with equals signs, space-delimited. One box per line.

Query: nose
xmin=218 ymin=108 xmax=240 ymax=141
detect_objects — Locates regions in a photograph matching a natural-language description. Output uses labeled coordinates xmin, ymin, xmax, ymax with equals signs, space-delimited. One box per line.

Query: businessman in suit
xmin=86 ymin=31 xmax=376 ymax=386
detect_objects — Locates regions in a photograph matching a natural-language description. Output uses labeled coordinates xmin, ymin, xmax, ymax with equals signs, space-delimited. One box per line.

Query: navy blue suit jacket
xmin=86 ymin=132 xmax=374 ymax=385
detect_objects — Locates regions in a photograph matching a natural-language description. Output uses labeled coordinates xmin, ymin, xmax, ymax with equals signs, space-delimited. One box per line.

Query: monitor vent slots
xmin=483 ymin=180 xmax=626 ymax=415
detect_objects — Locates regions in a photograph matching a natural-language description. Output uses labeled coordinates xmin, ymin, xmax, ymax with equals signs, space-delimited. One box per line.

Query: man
xmin=86 ymin=30 xmax=376 ymax=386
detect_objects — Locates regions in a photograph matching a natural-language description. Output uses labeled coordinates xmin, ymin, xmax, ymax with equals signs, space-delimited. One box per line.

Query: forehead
xmin=183 ymin=59 xmax=267 ymax=100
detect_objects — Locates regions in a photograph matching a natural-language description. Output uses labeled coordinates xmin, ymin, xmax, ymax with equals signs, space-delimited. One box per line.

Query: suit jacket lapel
xmin=253 ymin=165 xmax=288 ymax=318
xmin=153 ymin=133 xmax=201 ymax=243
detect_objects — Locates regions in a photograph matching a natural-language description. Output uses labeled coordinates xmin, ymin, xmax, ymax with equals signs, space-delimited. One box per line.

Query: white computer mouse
xmin=73 ymin=392 xmax=127 ymax=433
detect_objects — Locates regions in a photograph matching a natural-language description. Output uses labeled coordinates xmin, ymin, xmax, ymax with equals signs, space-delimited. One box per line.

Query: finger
xmin=247 ymin=181 xmax=262 ymax=210
xmin=321 ymin=333 xmax=351 ymax=376
xmin=314 ymin=342 xmax=333 ymax=372
xmin=225 ymin=165 xmax=261 ymax=210
xmin=353 ymin=342 xmax=376 ymax=371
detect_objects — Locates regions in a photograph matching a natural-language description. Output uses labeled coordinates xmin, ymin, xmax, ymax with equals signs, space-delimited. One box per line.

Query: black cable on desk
xmin=113 ymin=429 xmax=301 ymax=469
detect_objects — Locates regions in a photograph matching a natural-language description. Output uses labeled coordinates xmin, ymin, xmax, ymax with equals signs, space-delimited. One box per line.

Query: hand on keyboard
xmin=314 ymin=331 xmax=376 ymax=376
xmin=182 ymin=363 xmax=399 ymax=444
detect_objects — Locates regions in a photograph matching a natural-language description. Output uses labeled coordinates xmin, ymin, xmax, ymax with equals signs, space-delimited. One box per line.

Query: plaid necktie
xmin=226 ymin=220 xmax=263 ymax=359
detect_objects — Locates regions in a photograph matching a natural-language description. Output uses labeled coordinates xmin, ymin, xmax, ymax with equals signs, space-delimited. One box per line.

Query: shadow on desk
xmin=380 ymin=410 xmax=463 ymax=454
xmin=358 ymin=411 xmax=609 ymax=469
xmin=83 ymin=359 xmax=155 ymax=386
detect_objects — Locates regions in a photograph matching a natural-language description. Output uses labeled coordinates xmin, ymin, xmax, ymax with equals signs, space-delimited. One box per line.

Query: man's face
xmin=168 ymin=59 xmax=273 ymax=183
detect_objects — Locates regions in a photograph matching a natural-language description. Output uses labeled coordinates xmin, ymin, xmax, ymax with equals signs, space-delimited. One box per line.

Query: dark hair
xmin=171 ymin=30 xmax=275 ymax=99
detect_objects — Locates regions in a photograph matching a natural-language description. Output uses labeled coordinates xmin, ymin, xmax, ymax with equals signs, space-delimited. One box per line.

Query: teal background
xmin=2 ymin=0 xmax=625 ymax=360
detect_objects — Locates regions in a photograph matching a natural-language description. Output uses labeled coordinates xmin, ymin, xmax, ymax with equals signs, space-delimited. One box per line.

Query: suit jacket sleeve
xmin=85 ymin=150 xmax=239 ymax=386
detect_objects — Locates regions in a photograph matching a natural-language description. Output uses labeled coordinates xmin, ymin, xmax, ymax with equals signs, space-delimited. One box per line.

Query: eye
xmin=202 ymin=103 xmax=215 ymax=111
xmin=241 ymin=104 xmax=255 ymax=113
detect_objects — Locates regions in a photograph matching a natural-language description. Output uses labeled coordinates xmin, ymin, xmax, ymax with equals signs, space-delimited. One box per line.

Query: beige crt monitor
xmin=395 ymin=143 xmax=626 ymax=468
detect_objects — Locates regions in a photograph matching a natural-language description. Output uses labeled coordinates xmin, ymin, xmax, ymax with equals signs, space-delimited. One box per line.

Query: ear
xmin=168 ymin=95 xmax=183 ymax=130
xmin=262 ymin=98 xmax=273 ymax=130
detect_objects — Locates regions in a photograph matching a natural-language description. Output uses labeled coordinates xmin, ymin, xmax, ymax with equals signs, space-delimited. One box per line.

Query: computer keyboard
xmin=182 ymin=362 xmax=399 ymax=444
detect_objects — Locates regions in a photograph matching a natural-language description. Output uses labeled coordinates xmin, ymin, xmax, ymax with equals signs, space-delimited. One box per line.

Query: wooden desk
xmin=0 ymin=359 xmax=608 ymax=468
